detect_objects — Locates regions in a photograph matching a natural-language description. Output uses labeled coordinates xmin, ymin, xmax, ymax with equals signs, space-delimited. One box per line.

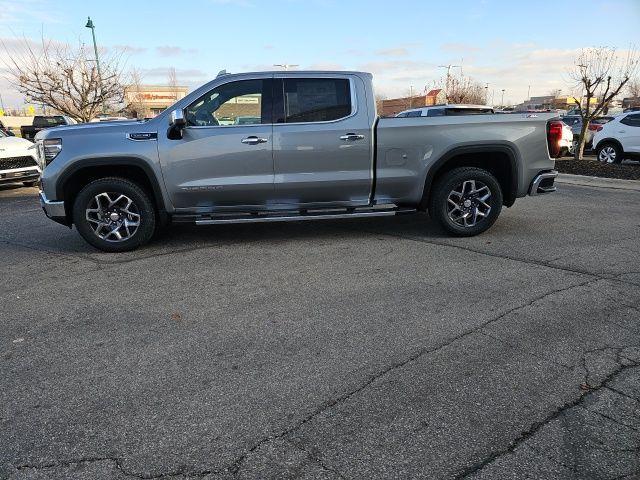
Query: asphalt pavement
xmin=1 ymin=182 xmax=639 ymax=479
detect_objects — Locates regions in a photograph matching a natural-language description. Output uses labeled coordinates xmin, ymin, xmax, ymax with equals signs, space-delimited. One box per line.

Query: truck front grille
xmin=0 ymin=156 xmax=38 ymax=170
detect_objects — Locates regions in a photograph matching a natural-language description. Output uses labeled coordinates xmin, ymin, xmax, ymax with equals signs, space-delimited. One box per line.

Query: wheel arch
xmin=56 ymin=157 xmax=168 ymax=225
xmin=594 ymin=137 xmax=624 ymax=153
xmin=419 ymin=144 xmax=520 ymax=210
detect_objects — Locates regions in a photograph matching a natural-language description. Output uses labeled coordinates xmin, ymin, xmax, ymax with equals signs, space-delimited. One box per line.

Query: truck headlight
xmin=43 ymin=138 xmax=62 ymax=165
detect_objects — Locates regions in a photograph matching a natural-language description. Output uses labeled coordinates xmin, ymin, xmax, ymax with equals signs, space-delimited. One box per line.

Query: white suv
xmin=593 ymin=112 xmax=640 ymax=163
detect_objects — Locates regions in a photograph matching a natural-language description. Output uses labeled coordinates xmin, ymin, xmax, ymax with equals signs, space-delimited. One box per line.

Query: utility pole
xmin=527 ymin=85 xmax=531 ymax=100
xmin=438 ymin=64 xmax=461 ymax=100
xmin=484 ymin=83 xmax=489 ymax=104
xmin=85 ymin=17 xmax=105 ymax=114
xmin=409 ymin=85 xmax=414 ymax=108
xmin=501 ymin=89 xmax=506 ymax=107
xmin=273 ymin=64 xmax=299 ymax=71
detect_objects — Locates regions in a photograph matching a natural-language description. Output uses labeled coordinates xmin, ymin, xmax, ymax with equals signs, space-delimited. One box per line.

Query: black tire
xmin=596 ymin=142 xmax=623 ymax=164
xmin=428 ymin=167 xmax=503 ymax=237
xmin=23 ymin=180 xmax=38 ymax=187
xmin=72 ymin=177 xmax=156 ymax=252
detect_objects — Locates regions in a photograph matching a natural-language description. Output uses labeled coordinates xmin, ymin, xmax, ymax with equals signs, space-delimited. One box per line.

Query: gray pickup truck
xmin=37 ymin=71 xmax=560 ymax=252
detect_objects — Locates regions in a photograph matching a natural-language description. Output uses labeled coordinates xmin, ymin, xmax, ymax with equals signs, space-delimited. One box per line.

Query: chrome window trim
xmin=179 ymin=74 xmax=359 ymax=129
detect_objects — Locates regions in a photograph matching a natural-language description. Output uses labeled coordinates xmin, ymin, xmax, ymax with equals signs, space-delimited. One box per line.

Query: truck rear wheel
xmin=72 ymin=177 xmax=156 ymax=252
xmin=429 ymin=167 xmax=503 ymax=236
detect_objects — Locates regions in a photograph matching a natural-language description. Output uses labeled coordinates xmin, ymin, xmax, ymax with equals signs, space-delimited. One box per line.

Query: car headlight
xmin=43 ymin=138 xmax=62 ymax=165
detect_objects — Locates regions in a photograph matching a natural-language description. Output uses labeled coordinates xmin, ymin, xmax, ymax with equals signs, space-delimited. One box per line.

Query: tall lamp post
xmin=85 ymin=17 xmax=106 ymax=113
xmin=501 ymin=89 xmax=506 ymax=108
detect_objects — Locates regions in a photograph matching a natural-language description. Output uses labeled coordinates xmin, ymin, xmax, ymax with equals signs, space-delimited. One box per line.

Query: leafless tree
xmin=167 ymin=67 xmax=178 ymax=95
xmin=627 ymin=79 xmax=640 ymax=98
xmin=1 ymin=36 xmax=126 ymax=122
xmin=435 ymin=73 xmax=485 ymax=104
xmin=124 ymin=68 xmax=146 ymax=118
xmin=568 ymin=47 xmax=639 ymax=159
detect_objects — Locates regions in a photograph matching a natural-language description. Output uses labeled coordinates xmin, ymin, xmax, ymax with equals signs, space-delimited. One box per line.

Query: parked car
xmin=396 ymin=105 xmax=494 ymax=117
xmin=561 ymin=115 xmax=614 ymax=152
xmin=593 ymin=112 xmax=640 ymax=163
xmin=36 ymin=70 xmax=560 ymax=252
xmin=0 ymin=129 xmax=40 ymax=187
xmin=559 ymin=122 xmax=574 ymax=156
xmin=20 ymin=115 xmax=76 ymax=142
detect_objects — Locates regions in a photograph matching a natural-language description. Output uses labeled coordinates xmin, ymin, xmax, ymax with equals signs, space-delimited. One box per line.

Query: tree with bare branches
xmin=2 ymin=37 xmax=126 ymax=122
xmin=434 ymin=73 xmax=486 ymax=105
xmin=627 ymin=79 xmax=640 ymax=99
xmin=124 ymin=68 xmax=146 ymax=118
xmin=568 ymin=47 xmax=639 ymax=159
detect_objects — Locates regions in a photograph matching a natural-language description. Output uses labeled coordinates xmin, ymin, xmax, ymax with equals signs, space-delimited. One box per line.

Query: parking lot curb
xmin=557 ymin=173 xmax=640 ymax=192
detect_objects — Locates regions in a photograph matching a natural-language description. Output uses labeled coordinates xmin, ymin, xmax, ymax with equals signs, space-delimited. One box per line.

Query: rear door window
xmin=426 ymin=109 xmax=445 ymax=117
xmin=621 ymin=114 xmax=640 ymax=127
xmin=278 ymin=78 xmax=351 ymax=123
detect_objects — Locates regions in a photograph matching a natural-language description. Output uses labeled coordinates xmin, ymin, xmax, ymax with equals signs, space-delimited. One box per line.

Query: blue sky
xmin=1 ymin=0 xmax=639 ymax=107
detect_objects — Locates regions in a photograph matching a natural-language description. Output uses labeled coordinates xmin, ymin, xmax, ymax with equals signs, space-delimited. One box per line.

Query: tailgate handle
xmin=339 ymin=133 xmax=365 ymax=141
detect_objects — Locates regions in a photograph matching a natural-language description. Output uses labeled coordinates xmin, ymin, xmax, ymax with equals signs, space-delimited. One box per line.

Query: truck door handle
xmin=241 ymin=136 xmax=268 ymax=145
xmin=339 ymin=133 xmax=365 ymax=141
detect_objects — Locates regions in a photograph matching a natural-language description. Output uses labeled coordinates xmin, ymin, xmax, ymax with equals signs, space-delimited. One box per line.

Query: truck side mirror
xmin=168 ymin=109 xmax=186 ymax=140
xmin=170 ymin=109 xmax=186 ymax=128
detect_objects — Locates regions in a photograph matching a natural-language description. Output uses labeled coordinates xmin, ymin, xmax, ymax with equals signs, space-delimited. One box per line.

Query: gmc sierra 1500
xmin=36 ymin=71 xmax=560 ymax=252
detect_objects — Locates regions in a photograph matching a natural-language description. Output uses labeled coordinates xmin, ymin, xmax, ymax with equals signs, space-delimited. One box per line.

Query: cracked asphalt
xmin=1 ymin=182 xmax=639 ymax=480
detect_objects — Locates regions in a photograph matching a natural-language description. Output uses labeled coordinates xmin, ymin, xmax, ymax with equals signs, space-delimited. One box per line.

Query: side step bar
xmin=175 ymin=206 xmax=416 ymax=226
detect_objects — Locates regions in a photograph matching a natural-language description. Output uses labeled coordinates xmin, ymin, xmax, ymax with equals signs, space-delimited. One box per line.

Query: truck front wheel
xmin=72 ymin=177 xmax=156 ymax=252
xmin=429 ymin=167 xmax=503 ymax=236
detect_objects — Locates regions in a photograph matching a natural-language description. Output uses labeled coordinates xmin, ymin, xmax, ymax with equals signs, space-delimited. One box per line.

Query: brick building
xmin=380 ymin=89 xmax=445 ymax=117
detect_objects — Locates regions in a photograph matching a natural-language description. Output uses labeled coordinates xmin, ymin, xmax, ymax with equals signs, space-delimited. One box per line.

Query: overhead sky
xmin=0 ymin=0 xmax=638 ymax=108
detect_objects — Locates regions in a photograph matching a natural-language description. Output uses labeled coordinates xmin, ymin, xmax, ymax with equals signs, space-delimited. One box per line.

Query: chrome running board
xmin=183 ymin=205 xmax=416 ymax=225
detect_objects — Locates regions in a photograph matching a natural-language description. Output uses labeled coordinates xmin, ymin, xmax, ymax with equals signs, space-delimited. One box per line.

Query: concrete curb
xmin=557 ymin=173 xmax=640 ymax=192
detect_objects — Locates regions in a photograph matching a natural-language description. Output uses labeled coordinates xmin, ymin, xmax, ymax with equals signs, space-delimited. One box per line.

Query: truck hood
xmin=35 ymin=120 xmax=152 ymax=140
xmin=0 ymin=135 xmax=35 ymax=157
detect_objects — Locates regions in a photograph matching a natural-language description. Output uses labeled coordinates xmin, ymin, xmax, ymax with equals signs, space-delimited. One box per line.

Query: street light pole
xmin=85 ymin=17 xmax=106 ymax=114
xmin=501 ymin=89 xmax=505 ymax=107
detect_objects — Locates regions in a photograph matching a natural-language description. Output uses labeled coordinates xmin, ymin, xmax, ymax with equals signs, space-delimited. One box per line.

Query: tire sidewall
xmin=72 ymin=178 xmax=156 ymax=252
xmin=430 ymin=168 xmax=503 ymax=236
xmin=597 ymin=143 xmax=622 ymax=164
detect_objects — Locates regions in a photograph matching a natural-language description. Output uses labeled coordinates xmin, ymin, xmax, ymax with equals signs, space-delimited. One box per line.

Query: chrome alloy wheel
xmin=446 ymin=179 xmax=492 ymax=228
xmin=598 ymin=146 xmax=617 ymax=163
xmin=85 ymin=192 xmax=141 ymax=242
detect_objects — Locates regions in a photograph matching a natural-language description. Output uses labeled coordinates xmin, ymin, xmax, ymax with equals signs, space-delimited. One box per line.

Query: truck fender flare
xmin=419 ymin=143 xmax=520 ymax=209
xmin=56 ymin=157 xmax=168 ymax=213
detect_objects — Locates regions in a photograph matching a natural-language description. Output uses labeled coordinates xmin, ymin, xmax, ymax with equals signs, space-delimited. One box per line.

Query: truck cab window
xmin=185 ymin=79 xmax=266 ymax=127
xmin=280 ymin=78 xmax=351 ymax=123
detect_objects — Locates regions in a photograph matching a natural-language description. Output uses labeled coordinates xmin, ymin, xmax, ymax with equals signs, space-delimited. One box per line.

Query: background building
xmin=380 ymin=89 xmax=445 ymax=117
xmin=124 ymin=84 xmax=189 ymax=118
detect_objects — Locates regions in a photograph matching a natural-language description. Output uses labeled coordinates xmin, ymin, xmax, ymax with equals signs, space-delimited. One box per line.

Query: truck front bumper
xmin=39 ymin=190 xmax=70 ymax=226
xmin=529 ymin=170 xmax=558 ymax=196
